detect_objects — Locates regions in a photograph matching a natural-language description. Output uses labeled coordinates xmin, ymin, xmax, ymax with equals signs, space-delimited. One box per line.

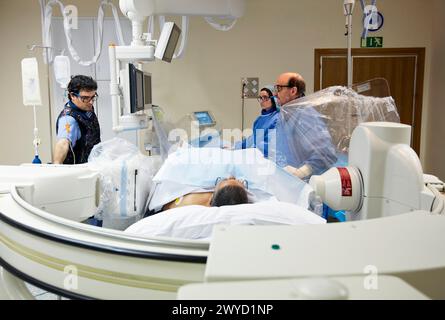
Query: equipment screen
xmin=144 ymin=73 xmax=152 ymax=105
xmin=129 ymin=63 xmax=145 ymax=113
xmin=163 ymin=24 xmax=181 ymax=63
xmin=194 ymin=111 xmax=215 ymax=126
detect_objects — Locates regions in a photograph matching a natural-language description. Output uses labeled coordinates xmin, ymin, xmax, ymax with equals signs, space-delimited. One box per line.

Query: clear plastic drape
xmin=268 ymin=79 xmax=399 ymax=178
xmin=150 ymin=79 xmax=400 ymax=179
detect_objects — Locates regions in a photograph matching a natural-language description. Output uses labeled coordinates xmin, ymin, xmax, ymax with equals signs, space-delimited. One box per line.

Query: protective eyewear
xmin=72 ymin=92 xmax=98 ymax=103
xmin=215 ymin=177 xmax=249 ymax=189
xmin=274 ymin=84 xmax=293 ymax=92
xmin=257 ymin=96 xmax=271 ymax=103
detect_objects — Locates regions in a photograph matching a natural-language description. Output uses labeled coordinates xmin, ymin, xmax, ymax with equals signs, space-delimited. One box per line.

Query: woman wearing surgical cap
xmin=235 ymin=86 xmax=280 ymax=158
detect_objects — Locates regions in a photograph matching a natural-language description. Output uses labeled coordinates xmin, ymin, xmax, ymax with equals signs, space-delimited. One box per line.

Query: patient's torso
xmin=162 ymin=192 xmax=213 ymax=211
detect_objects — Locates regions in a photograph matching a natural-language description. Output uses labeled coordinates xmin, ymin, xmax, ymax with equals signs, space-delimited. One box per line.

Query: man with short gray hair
xmin=272 ymin=72 xmax=337 ymax=179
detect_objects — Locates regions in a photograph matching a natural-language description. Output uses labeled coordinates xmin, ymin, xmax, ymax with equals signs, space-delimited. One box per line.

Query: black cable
xmin=241 ymin=82 xmax=246 ymax=131
xmin=134 ymin=169 xmax=138 ymax=212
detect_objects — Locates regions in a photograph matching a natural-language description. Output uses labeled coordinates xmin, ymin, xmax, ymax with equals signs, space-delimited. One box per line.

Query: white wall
xmin=0 ymin=0 xmax=52 ymax=164
xmin=425 ymin=0 xmax=445 ymax=179
xmin=0 ymin=0 xmax=443 ymax=179
xmin=145 ymin=0 xmax=435 ymax=163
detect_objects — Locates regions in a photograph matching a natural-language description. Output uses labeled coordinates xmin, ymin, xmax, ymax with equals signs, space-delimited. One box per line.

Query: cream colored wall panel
xmin=0 ymin=0 xmax=442 ymax=176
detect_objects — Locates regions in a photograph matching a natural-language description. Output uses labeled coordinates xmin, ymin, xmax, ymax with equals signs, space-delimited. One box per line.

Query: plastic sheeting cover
xmin=88 ymin=138 xmax=162 ymax=230
xmin=269 ymin=85 xmax=399 ymax=176
xmin=151 ymin=83 xmax=400 ymax=179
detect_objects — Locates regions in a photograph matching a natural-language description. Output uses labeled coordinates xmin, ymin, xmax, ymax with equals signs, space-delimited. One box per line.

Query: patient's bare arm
xmin=162 ymin=192 xmax=213 ymax=211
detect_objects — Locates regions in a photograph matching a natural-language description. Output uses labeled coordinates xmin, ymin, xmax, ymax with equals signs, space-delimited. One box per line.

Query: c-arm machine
xmin=309 ymin=122 xmax=445 ymax=219
xmin=185 ymin=122 xmax=445 ymax=300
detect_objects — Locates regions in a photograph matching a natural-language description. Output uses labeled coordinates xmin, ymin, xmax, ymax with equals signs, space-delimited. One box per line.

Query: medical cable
xmin=359 ymin=0 xmax=378 ymax=39
xmin=40 ymin=0 xmax=126 ymax=66
xmin=134 ymin=169 xmax=138 ymax=212
xmin=39 ymin=0 xmax=51 ymax=64
xmin=205 ymin=17 xmax=237 ymax=31
xmin=157 ymin=14 xmax=236 ymax=60
xmin=241 ymin=80 xmax=247 ymax=131
xmin=427 ymin=183 xmax=445 ymax=214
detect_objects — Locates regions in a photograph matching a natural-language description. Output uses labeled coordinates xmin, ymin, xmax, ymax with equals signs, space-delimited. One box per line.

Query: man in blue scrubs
xmin=54 ymin=75 xmax=101 ymax=164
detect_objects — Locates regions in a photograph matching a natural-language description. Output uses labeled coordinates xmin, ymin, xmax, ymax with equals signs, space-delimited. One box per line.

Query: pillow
xmin=124 ymin=200 xmax=326 ymax=240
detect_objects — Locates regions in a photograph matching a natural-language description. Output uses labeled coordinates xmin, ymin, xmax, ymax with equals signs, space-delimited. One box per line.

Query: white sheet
xmin=150 ymin=147 xmax=313 ymax=209
xmin=126 ymin=200 xmax=326 ymax=240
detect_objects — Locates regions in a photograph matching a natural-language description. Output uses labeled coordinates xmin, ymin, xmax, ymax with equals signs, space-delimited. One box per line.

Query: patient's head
xmin=210 ymin=177 xmax=249 ymax=207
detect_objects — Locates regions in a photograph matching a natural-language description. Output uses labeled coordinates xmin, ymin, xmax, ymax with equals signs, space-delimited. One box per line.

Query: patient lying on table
xmin=126 ymin=147 xmax=325 ymax=240
xmin=147 ymin=147 xmax=314 ymax=213
xmin=161 ymin=176 xmax=249 ymax=211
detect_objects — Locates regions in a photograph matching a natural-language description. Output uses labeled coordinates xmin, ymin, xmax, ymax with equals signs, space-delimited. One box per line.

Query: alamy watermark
xmin=63 ymin=265 xmax=78 ymax=291
xmin=64 ymin=5 xmax=78 ymax=30
xmin=163 ymin=122 xmax=279 ymax=176
xmin=363 ymin=264 xmax=379 ymax=290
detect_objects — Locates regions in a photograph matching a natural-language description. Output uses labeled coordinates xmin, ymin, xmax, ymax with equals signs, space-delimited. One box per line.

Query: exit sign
xmin=361 ymin=37 xmax=383 ymax=48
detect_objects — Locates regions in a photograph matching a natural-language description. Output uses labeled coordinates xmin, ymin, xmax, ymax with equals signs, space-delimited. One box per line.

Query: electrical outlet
xmin=241 ymin=77 xmax=259 ymax=99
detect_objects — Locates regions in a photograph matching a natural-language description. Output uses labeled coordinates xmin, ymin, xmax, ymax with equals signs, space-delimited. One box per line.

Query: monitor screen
xmin=129 ymin=63 xmax=146 ymax=113
xmin=144 ymin=73 xmax=152 ymax=106
xmin=163 ymin=25 xmax=181 ymax=63
xmin=194 ymin=111 xmax=215 ymax=127
xmin=155 ymin=22 xmax=181 ymax=63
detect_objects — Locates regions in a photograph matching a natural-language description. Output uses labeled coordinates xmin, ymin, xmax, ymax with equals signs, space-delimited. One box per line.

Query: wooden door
xmin=314 ymin=48 xmax=425 ymax=155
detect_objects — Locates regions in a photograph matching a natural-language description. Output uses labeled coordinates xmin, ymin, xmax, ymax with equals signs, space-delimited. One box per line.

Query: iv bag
xmin=53 ymin=55 xmax=71 ymax=89
xmin=21 ymin=58 xmax=42 ymax=106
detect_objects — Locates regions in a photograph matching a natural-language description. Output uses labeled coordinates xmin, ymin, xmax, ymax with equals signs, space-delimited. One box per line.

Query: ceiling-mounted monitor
xmin=129 ymin=63 xmax=144 ymax=113
xmin=143 ymin=72 xmax=152 ymax=108
xmin=154 ymin=22 xmax=181 ymax=63
xmin=121 ymin=63 xmax=152 ymax=114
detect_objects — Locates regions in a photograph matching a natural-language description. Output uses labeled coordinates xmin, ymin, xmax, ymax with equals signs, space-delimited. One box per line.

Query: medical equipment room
xmin=0 ymin=0 xmax=444 ymax=301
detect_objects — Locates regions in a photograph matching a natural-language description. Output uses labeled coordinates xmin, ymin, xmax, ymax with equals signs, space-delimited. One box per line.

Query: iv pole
xmin=27 ymin=44 xmax=65 ymax=163
xmin=344 ymin=0 xmax=355 ymax=142
xmin=344 ymin=0 xmax=355 ymax=89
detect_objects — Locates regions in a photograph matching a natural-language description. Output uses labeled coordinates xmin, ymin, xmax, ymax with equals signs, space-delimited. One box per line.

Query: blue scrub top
xmin=273 ymin=105 xmax=337 ymax=176
xmin=236 ymin=107 xmax=279 ymax=158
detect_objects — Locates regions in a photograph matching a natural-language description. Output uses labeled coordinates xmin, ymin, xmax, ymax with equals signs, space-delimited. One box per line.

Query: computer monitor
xmin=154 ymin=22 xmax=181 ymax=63
xmin=192 ymin=111 xmax=216 ymax=128
xmin=129 ymin=63 xmax=144 ymax=113
xmin=143 ymin=73 xmax=152 ymax=108
xmin=127 ymin=63 xmax=152 ymax=113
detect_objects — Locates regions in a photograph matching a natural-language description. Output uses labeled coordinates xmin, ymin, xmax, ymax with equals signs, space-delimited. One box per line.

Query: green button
xmin=271 ymin=244 xmax=281 ymax=250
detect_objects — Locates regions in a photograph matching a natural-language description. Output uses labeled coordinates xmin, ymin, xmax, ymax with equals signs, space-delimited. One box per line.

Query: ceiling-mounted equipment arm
xmin=111 ymin=0 xmax=246 ymax=132
xmin=119 ymin=0 xmax=246 ymax=47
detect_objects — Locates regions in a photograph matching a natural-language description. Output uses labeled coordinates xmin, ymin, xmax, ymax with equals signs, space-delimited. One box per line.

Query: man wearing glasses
xmin=54 ymin=75 xmax=101 ymax=164
xmin=272 ymin=72 xmax=337 ymax=179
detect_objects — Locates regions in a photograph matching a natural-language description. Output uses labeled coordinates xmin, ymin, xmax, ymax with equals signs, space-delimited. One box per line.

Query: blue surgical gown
xmin=235 ymin=107 xmax=279 ymax=158
xmin=272 ymin=105 xmax=337 ymax=176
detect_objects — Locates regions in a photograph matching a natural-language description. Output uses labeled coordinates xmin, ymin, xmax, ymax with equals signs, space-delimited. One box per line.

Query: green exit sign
xmin=361 ymin=37 xmax=383 ymax=48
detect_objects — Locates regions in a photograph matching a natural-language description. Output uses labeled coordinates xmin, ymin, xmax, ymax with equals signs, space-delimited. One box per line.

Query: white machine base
xmin=205 ymin=211 xmax=445 ymax=299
